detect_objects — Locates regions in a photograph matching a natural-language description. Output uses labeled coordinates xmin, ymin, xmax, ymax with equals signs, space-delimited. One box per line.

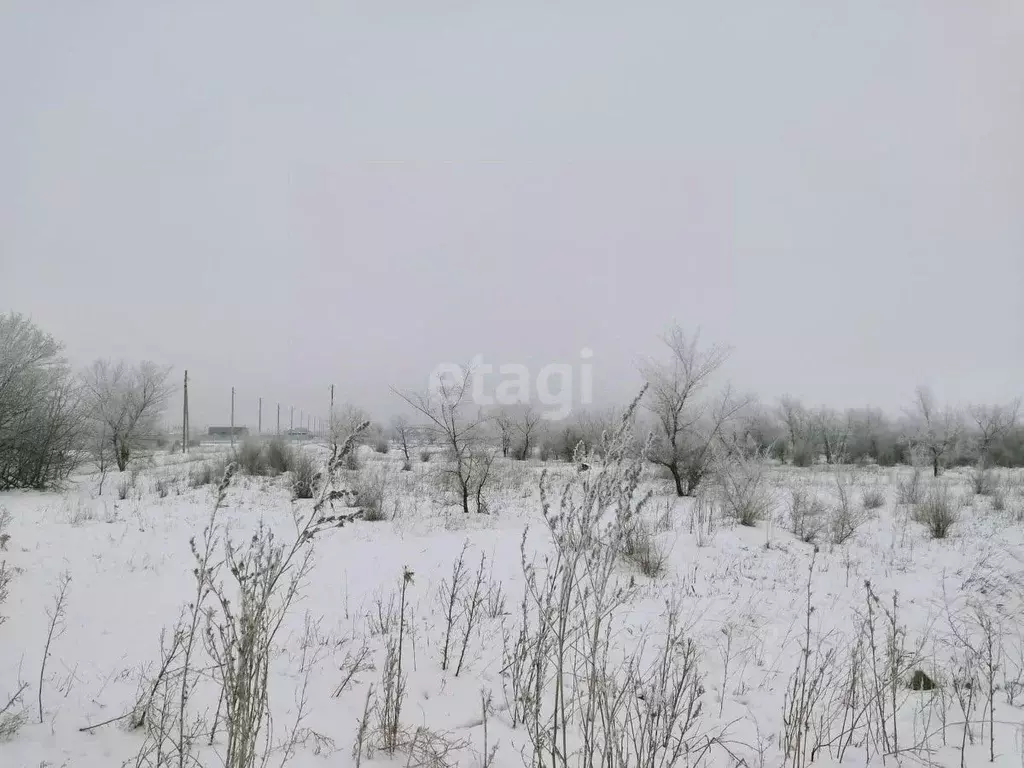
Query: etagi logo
xmin=426 ymin=349 xmax=594 ymax=421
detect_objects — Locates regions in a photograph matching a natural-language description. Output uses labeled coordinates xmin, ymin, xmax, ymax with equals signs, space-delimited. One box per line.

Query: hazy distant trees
xmin=641 ymin=325 xmax=747 ymax=496
xmin=969 ymin=399 xmax=1020 ymax=467
xmin=906 ymin=386 xmax=962 ymax=477
xmin=82 ymin=359 xmax=173 ymax=472
xmin=0 ymin=313 xmax=86 ymax=490
xmin=492 ymin=407 xmax=516 ymax=458
xmin=812 ymin=407 xmax=851 ymax=465
xmin=491 ymin=405 xmax=545 ymax=460
xmin=394 ymin=366 xmax=492 ymax=514
xmin=776 ymin=396 xmax=816 ymax=466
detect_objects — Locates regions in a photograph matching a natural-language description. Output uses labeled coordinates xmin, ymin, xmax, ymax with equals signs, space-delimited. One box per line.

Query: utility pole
xmin=330 ymin=384 xmax=335 ymax=442
xmin=276 ymin=403 xmax=280 ymax=435
xmin=290 ymin=406 xmax=294 ymax=431
xmin=258 ymin=397 xmax=262 ymax=435
xmin=231 ymin=386 xmax=235 ymax=449
xmin=182 ymin=370 xmax=189 ymax=454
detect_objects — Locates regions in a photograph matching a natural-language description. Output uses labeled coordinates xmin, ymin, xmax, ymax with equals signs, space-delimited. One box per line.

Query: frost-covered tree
xmin=393 ymin=366 xmax=492 ymax=513
xmin=0 ymin=313 xmax=86 ymax=489
xmin=906 ymin=386 xmax=962 ymax=477
xmin=82 ymin=359 xmax=173 ymax=471
xmin=641 ymin=325 xmax=747 ymax=496
xmin=969 ymin=399 xmax=1020 ymax=467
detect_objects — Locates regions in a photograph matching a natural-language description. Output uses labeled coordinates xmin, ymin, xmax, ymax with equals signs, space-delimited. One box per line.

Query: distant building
xmin=208 ymin=426 xmax=250 ymax=438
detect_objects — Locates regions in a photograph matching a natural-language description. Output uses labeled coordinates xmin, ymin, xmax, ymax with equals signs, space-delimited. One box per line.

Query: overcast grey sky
xmin=2 ymin=0 xmax=1022 ymax=428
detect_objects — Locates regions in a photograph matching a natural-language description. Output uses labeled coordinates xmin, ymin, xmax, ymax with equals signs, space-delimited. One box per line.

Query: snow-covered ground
xmin=2 ymin=446 xmax=1024 ymax=767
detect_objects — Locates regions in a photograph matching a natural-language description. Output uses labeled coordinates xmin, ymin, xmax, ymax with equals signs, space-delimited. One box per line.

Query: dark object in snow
xmin=909 ymin=669 xmax=936 ymax=691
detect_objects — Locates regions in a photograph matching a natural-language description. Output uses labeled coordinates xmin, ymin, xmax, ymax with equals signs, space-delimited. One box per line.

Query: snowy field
xmin=3 ymin=443 xmax=1024 ymax=768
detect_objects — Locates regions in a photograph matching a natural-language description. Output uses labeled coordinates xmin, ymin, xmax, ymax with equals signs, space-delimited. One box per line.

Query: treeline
xmin=0 ymin=313 xmax=172 ymax=491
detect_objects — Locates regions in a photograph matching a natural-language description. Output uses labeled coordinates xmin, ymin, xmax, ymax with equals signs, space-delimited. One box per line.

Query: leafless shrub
xmin=154 ymin=477 xmax=171 ymax=498
xmin=352 ymin=685 xmax=374 ymax=767
xmin=782 ymin=555 xmax=836 ymax=768
xmin=0 ymin=681 xmax=28 ymax=741
xmin=690 ymin=492 xmax=716 ymax=546
xmin=419 ymin=448 xmax=431 ymax=463
xmin=507 ymin=387 xmax=712 ymax=766
xmin=829 ymin=475 xmax=870 ymax=545
xmin=862 ymin=486 xmax=886 ymax=510
xmin=374 ymin=438 xmax=389 ymax=454
xmin=203 ymin=425 xmax=368 ymax=768
xmin=438 ymin=543 xmax=469 ymax=673
xmin=333 ymin=639 xmax=374 ymax=698
xmin=0 ymin=506 xmax=12 ymax=559
xmin=857 ymin=582 xmax=922 ymax=758
xmin=896 ymin=467 xmax=925 ymax=505
xmin=290 ymin=451 xmax=318 ymax=499
xmin=233 ymin=438 xmax=269 ymax=477
xmin=620 ymin=517 xmax=668 ymax=578
xmin=376 ymin=568 xmax=413 ymax=757
xmin=716 ymin=451 xmax=774 ymax=527
xmin=788 ymin=488 xmax=827 ymax=543
xmin=352 ymin=467 xmax=391 ymax=521
xmin=913 ymin=485 xmax=961 ymax=539
xmin=0 ymin=534 xmax=25 ymax=740
xmin=455 ymin=555 xmax=488 ymax=677
xmin=368 ymin=591 xmax=399 ymax=637
xmin=38 ymin=570 xmax=71 ymax=723
xmin=992 ymin=487 xmax=1007 ymax=512
xmin=344 ymin=448 xmax=362 ymax=472
xmin=122 ymin=426 xmax=367 ymax=768
xmin=478 ymin=689 xmax=499 ymax=768
xmin=621 ymin=598 xmax=705 ymax=768
xmin=189 ymin=458 xmax=227 ymax=489
xmin=484 ymin=572 xmax=507 ymax=620
xmin=124 ymin=626 xmax=203 ymax=767
xmin=117 ymin=476 xmax=131 ymax=500
xmin=971 ymin=465 xmax=997 ymax=496
xmin=264 ymin=438 xmax=293 ymax=473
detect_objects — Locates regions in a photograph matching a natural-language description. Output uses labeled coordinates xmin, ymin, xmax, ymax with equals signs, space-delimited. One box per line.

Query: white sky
xmin=2 ymin=0 xmax=1023 ymax=427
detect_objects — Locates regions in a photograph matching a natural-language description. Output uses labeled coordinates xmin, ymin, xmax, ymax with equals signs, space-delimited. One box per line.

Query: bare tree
xmin=0 ymin=313 xmax=86 ymax=490
xmin=969 ymin=399 xmax=1020 ymax=467
xmin=813 ymin=407 xmax=851 ymax=465
xmin=906 ymin=386 xmax=962 ymax=477
xmin=490 ymin=405 xmax=545 ymax=460
xmin=515 ymin=405 xmax=544 ymax=460
xmin=641 ymin=325 xmax=747 ymax=496
xmin=846 ymin=407 xmax=896 ymax=464
xmin=491 ymin=407 xmax=516 ymax=458
xmin=392 ymin=366 xmax=490 ymax=513
xmin=777 ymin=396 xmax=816 ymax=466
xmin=389 ymin=415 xmax=414 ymax=462
xmin=82 ymin=360 xmax=173 ymax=472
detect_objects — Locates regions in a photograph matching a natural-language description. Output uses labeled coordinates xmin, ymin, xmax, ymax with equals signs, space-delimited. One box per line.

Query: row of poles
xmin=181 ymin=371 xmax=336 ymax=453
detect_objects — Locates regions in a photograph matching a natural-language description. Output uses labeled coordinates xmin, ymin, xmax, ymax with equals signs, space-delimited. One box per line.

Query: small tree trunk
xmin=669 ymin=463 xmax=685 ymax=497
xmin=933 ymin=453 xmax=940 ymax=477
